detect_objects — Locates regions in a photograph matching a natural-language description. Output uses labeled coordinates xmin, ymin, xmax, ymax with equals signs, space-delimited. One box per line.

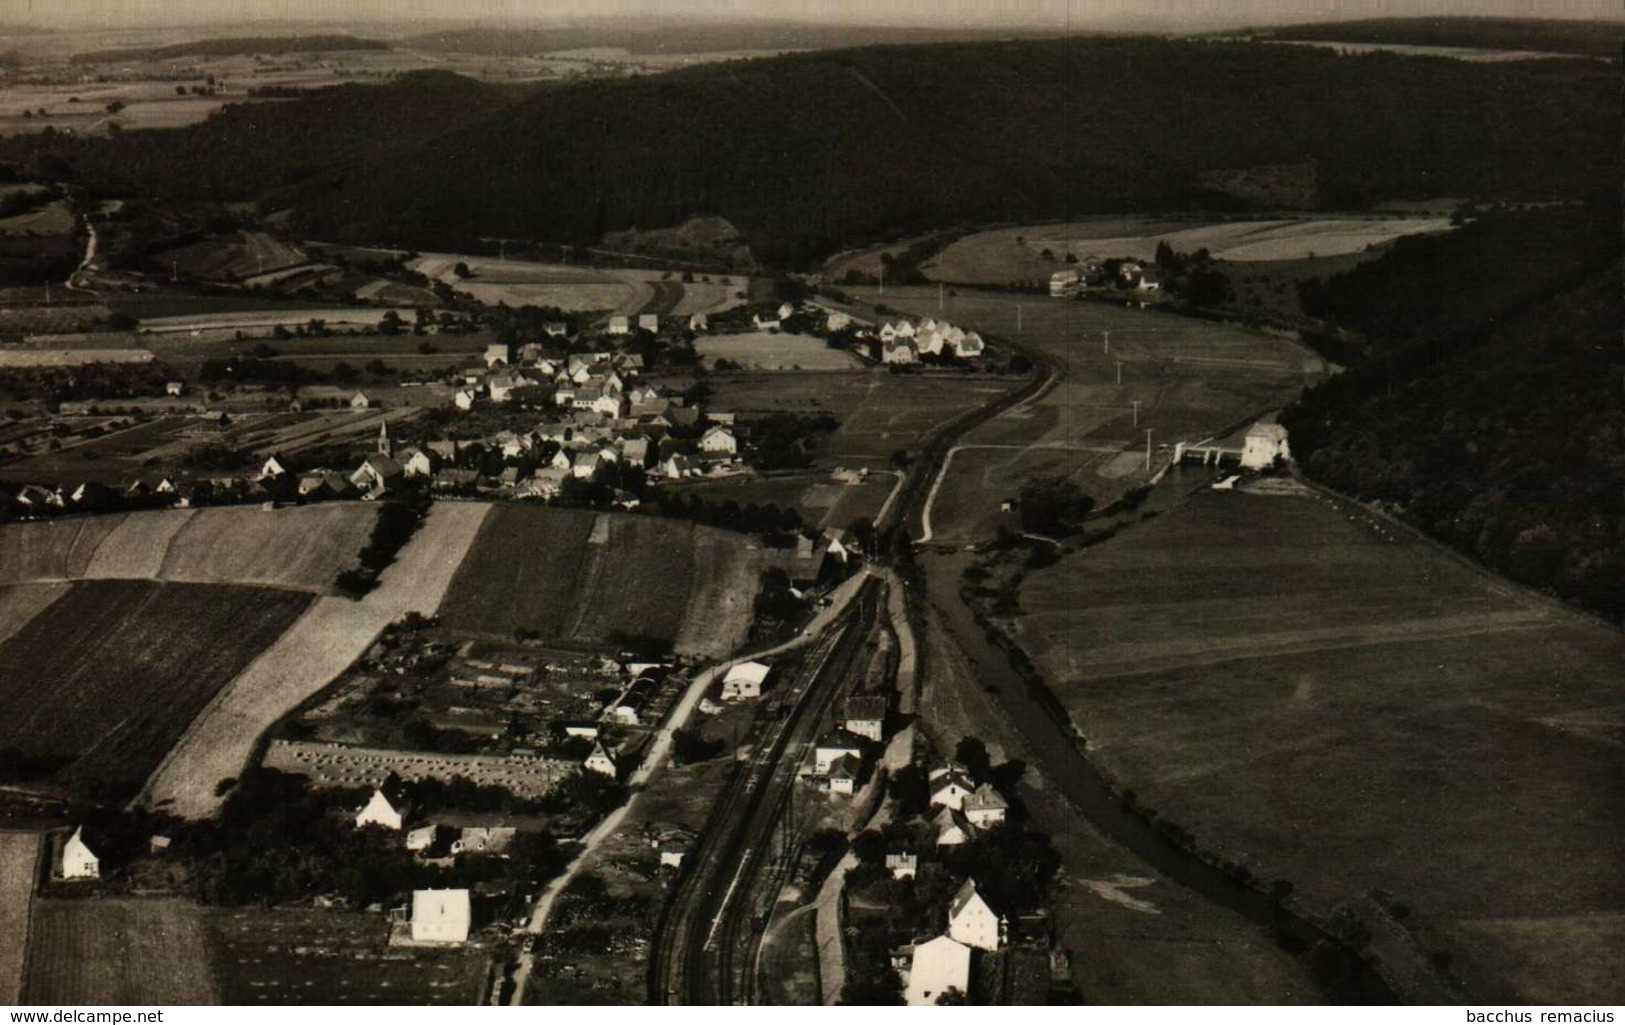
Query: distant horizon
xmin=6 ymin=1 xmax=1623 ymax=35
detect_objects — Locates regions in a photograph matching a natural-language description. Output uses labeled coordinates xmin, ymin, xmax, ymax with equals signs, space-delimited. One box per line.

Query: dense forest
xmin=70 ymin=35 xmax=389 ymax=63
xmin=1 ymin=37 xmax=1615 ymax=267
xmin=1282 ymin=204 xmax=1625 ymax=620
xmin=1258 ymin=17 xmax=1623 ymax=59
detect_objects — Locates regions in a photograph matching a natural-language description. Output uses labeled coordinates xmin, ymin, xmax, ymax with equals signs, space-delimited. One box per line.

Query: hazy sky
xmin=6 ymin=0 xmax=1620 ymax=31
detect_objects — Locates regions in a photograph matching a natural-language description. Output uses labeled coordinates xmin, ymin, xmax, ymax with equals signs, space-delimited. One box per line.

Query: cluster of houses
xmin=873 ymin=318 xmax=986 ymax=365
xmin=902 ymin=879 xmax=1009 ymax=1005
xmin=1050 ymin=261 xmax=1162 ymax=298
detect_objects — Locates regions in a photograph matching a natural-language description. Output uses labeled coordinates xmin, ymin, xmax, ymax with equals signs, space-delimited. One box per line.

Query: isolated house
xmin=355 ymin=785 xmax=406 ymax=831
xmin=962 ymin=783 xmax=1009 ymax=828
xmin=905 ymin=935 xmax=971 ymax=1006
xmin=411 ymin=888 xmax=471 ymax=944
xmin=583 ymin=741 xmax=618 ymax=779
xmin=60 ymin=827 xmax=100 ymax=880
xmin=721 ymin=660 xmax=770 ymax=700
xmin=947 ymin=879 xmax=1007 ymax=952
xmin=165 ymin=380 xmax=185 ymax=396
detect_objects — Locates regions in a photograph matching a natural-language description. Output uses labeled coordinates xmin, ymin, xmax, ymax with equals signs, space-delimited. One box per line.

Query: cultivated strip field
xmin=81 ymin=508 xmax=196 ymax=579
xmin=695 ymin=332 xmax=859 ymax=370
xmin=0 ymin=583 xmax=70 ymax=647
xmin=0 ymin=832 xmax=38 ymax=1005
xmin=22 ymin=899 xmax=219 ymax=1004
xmin=1016 ymin=488 xmax=1625 ymax=1002
xmin=141 ymin=502 xmax=491 ymax=819
xmin=437 ymin=505 xmax=761 ymax=658
xmin=0 ymin=516 xmax=124 ymax=583
xmin=0 ymin=580 xmax=312 ymax=795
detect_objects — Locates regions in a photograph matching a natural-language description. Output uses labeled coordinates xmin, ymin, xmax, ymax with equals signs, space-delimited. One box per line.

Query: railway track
xmin=649 ymin=581 xmax=881 ymax=1004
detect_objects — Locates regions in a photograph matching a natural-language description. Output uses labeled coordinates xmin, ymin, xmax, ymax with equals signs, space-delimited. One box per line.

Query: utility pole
xmin=1115 ymin=360 xmax=1123 ymax=386
xmin=1017 ymin=304 xmax=1022 ymax=332
xmin=172 ymin=260 xmax=178 ymax=284
xmin=1130 ymin=399 xmax=1141 ymax=427
xmin=938 ymin=281 xmax=945 ymax=312
xmin=1145 ymin=429 xmax=1153 ymax=471
xmin=878 ymin=263 xmax=884 ymax=297
xmin=1103 ymin=330 xmax=1110 ymax=354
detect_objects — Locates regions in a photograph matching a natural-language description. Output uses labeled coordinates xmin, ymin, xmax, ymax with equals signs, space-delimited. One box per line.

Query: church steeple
xmin=377 ymin=419 xmax=391 ymax=458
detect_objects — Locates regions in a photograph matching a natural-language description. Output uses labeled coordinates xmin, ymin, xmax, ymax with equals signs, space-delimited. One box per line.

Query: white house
xmin=451 ymin=826 xmax=516 ymax=855
xmin=454 ymin=388 xmax=477 ymax=412
xmin=699 ymin=425 xmax=737 ymax=455
xmin=777 ymin=302 xmax=795 ymax=320
xmin=915 ymin=326 xmax=945 ymax=357
xmin=165 ymin=380 xmax=185 ymax=396
xmin=259 ymin=455 xmax=288 ymax=479
xmin=1050 ymin=268 xmax=1081 ymax=297
xmin=350 ymin=454 xmax=404 ymax=492
xmin=60 ymin=827 xmax=100 ymax=880
xmin=886 ymin=852 xmax=918 ymax=880
xmin=905 ymin=935 xmax=971 ymax=1006
xmin=488 ymin=373 xmax=518 ymax=404
xmin=954 ymin=331 xmax=985 ymax=358
xmin=350 ymin=390 xmax=372 ymax=410
xmin=355 ymin=786 xmax=405 ymax=830
xmin=947 ymin=879 xmax=1006 ymax=952
xmin=934 ymin=806 xmax=975 ymax=848
xmin=411 ymin=888 xmax=471 ymax=944
xmin=607 ymin=315 xmax=631 ymax=335
xmin=688 ymin=312 xmax=709 ymax=332
xmin=962 ymin=783 xmax=1009 ymax=828
xmin=583 ymin=741 xmax=619 ymax=779
xmin=405 ymin=825 xmax=439 ymax=853
xmin=882 ymin=339 xmax=918 ymax=365
xmin=842 ymin=694 xmax=887 ymax=743
xmin=825 ymin=310 xmax=852 ymax=331
xmin=721 ymin=660 xmax=770 ymax=700
xmin=404 ymin=449 xmax=440 ymax=478
xmin=929 ymin=769 xmax=975 ymax=811
xmin=1240 ymin=422 xmax=1291 ymax=470
xmin=827 ymin=753 xmax=863 ymax=796
xmin=813 ymin=728 xmax=865 ymax=775
xmin=637 ymin=313 xmax=659 ymax=333
xmin=484 ymin=343 xmax=510 ymax=368
xmin=752 ymin=311 xmax=782 ymax=331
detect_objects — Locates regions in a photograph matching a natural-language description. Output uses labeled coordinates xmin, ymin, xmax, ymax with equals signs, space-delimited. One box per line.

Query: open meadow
xmin=874 ymin=286 xmax=1326 ymax=541
xmin=695 ymin=332 xmax=858 ymax=370
xmin=208 ymin=907 xmax=489 ymax=1005
xmin=23 ymin=899 xmax=219 ymax=1004
xmin=142 ymin=501 xmax=491 ymax=819
xmin=0 ymin=832 xmax=38 ymax=1005
xmin=664 ymin=470 xmax=897 ymax=531
xmin=0 ymin=579 xmax=312 ymax=795
xmin=409 ymin=252 xmax=746 ymax=316
xmin=437 ymin=505 xmax=761 ymax=658
xmin=1012 ymin=486 xmax=1625 ymax=1002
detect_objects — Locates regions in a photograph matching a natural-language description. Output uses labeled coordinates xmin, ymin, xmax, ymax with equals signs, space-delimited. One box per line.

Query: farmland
xmin=871 ymin=286 xmax=1327 ymax=542
xmin=22 ymin=899 xmax=218 ymax=1004
xmin=1011 ymin=486 xmax=1625 ymax=1002
xmin=0 ymin=504 xmax=378 ymax=593
xmin=0 ymin=832 xmax=38 ymax=1005
xmin=142 ymin=501 xmax=491 ymax=819
xmin=437 ymin=505 xmax=762 ymax=658
xmin=665 ymin=469 xmax=898 ymax=531
xmin=695 ymin=332 xmax=858 ymax=370
xmin=0 ymin=582 xmax=70 ymax=646
xmin=208 ymin=907 xmax=489 ymax=1005
xmin=0 ymin=579 xmax=311 ymax=794
xmin=410 ymin=252 xmax=746 ymax=316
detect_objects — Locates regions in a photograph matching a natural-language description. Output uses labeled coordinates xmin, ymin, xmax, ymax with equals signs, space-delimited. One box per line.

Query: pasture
xmin=208 ymin=907 xmax=488 ymax=1004
xmin=157 ymin=231 xmax=306 ymax=282
xmin=1014 ymin=487 xmax=1625 ymax=1002
xmin=437 ymin=505 xmax=761 ymax=658
xmin=664 ymin=470 xmax=897 ymax=530
xmin=696 ymin=331 xmax=858 ymax=370
xmin=409 ymin=252 xmax=746 ymax=316
xmin=0 ymin=579 xmax=312 ymax=794
xmin=876 ymin=286 xmax=1325 ymax=541
xmin=23 ymin=899 xmax=218 ymax=1004
xmin=143 ymin=501 xmax=491 ymax=819
xmin=0 ymin=832 xmax=38 ymax=1005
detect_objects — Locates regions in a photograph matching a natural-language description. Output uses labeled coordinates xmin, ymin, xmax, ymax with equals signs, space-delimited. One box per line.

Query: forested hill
xmin=284 ymin=37 xmax=1618 ymax=263
xmin=71 ymin=35 xmax=389 ymax=63
xmin=1282 ymin=204 xmax=1625 ymax=621
xmin=3 ymin=37 xmax=1617 ymax=265
xmin=1255 ymin=17 xmax=1624 ymax=59
xmin=401 ymin=20 xmax=1054 ymax=56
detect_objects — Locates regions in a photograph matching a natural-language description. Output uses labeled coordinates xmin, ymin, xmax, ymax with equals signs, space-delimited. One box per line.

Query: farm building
xmin=883 ymin=339 xmax=918 ymax=364
xmin=929 ymin=767 xmax=975 ymax=811
xmin=752 ymin=311 xmax=782 ymax=331
xmin=411 ymin=888 xmax=471 ymax=944
xmin=60 ymin=827 xmax=100 ymax=880
xmin=842 ymin=694 xmax=888 ymax=742
xmin=350 ymin=391 xmax=373 ymax=410
xmin=583 ymin=742 xmax=619 ymax=779
xmin=963 ymin=783 xmax=1009 ymax=828
xmin=827 ymin=754 xmax=863 ymax=795
xmin=607 ymin=316 xmax=631 ymax=335
xmin=905 ymin=935 xmax=972 ymax=1006
xmin=699 ymin=425 xmax=737 ymax=455
xmin=1241 ymin=422 xmax=1291 ymax=470
xmin=355 ymin=785 xmax=407 ymax=831
xmin=721 ymin=660 xmax=770 ymax=700
xmin=451 ymin=826 xmax=516 ymax=855
xmin=405 ymin=825 xmax=440 ymax=853
xmin=813 ymin=728 xmax=865 ymax=774
xmin=638 ymin=314 xmax=659 ymax=333
xmin=947 ymin=879 xmax=1007 ymax=952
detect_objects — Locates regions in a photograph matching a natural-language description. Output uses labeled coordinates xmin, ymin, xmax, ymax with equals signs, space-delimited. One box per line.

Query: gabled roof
xmin=949 ymin=877 xmax=999 ymax=921
xmin=828 ymin=753 xmax=863 ymax=780
xmin=815 ymin=727 xmax=865 ymax=751
xmin=843 ymin=694 xmax=888 ymax=722
xmin=964 ymin=782 xmax=1008 ymax=813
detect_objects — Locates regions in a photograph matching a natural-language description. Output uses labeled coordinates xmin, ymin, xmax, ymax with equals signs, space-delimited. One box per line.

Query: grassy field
xmin=696 ymin=332 xmax=858 ymax=370
xmin=0 ymin=832 xmax=38 ymax=1005
xmin=157 ymin=504 xmax=378 ymax=592
xmin=1012 ymin=486 xmax=1625 ymax=1002
xmin=0 ymin=582 xmax=70 ymax=647
xmin=208 ymin=907 xmax=489 ymax=1004
xmin=143 ymin=502 xmax=491 ymax=819
xmin=660 ymin=470 xmax=896 ymax=531
xmin=81 ymin=508 xmax=196 ymax=579
xmin=437 ymin=506 xmax=761 ymax=658
xmin=0 ymin=516 xmax=125 ymax=583
xmin=873 ymin=286 xmax=1326 ymax=541
xmin=22 ymin=899 xmax=219 ymax=1004
xmin=0 ymin=579 xmax=312 ymax=795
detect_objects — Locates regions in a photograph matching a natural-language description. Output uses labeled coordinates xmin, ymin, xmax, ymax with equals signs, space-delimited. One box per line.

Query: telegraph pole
xmin=938 ymin=282 xmax=945 ymax=312
xmin=1145 ymin=429 xmax=1153 ymax=471
xmin=1017 ymin=304 xmax=1022 ymax=332
xmin=1103 ymin=330 xmax=1110 ymax=354
xmin=1115 ymin=360 xmax=1123 ymax=386
xmin=1130 ymin=399 xmax=1141 ymax=427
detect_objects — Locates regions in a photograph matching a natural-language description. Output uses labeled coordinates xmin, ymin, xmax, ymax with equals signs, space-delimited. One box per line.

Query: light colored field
xmin=696 ymin=331 xmax=858 ymax=370
xmin=138 ymin=307 xmax=393 ymax=335
xmin=0 ymin=200 xmax=76 ymax=237
xmin=0 ymin=348 xmax=155 ymax=366
xmin=158 ymin=504 xmax=378 ymax=592
xmin=22 ymin=899 xmax=218 ymax=1004
xmin=0 ymin=516 xmax=125 ymax=583
xmin=673 ymin=529 xmax=759 ymax=658
xmin=0 ymin=583 xmax=71 ymax=647
xmin=411 ymin=253 xmax=636 ymax=311
xmin=0 ymin=832 xmax=38 ymax=1006
xmin=141 ymin=501 xmax=491 ymax=819
xmin=82 ymin=508 xmax=196 ymax=579
xmin=1014 ymin=488 xmax=1625 ymax=1002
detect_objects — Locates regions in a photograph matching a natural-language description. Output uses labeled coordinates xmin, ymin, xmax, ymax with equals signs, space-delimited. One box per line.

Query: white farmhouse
xmin=1240 ymin=422 xmax=1291 ymax=470
xmin=721 ymin=660 xmax=770 ymax=700
xmin=60 ymin=827 xmax=100 ymax=880
xmin=827 ymin=754 xmax=863 ymax=796
xmin=699 ymin=425 xmax=737 ymax=455
xmin=842 ymin=694 xmax=887 ymax=743
xmin=947 ymin=879 xmax=1006 ymax=952
xmin=607 ymin=315 xmax=631 ymax=335
xmin=962 ymin=783 xmax=1009 ymax=828
xmin=355 ymin=786 xmax=406 ymax=831
xmin=583 ymin=742 xmax=619 ymax=778
xmin=813 ymin=728 xmax=864 ymax=775
xmin=411 ymin=888 xmax=471 ymax=944
xmin=905 ymin=935 xmax=972 ymax=1006
xmin=929 ymin=769 xmax=975 ymax=811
